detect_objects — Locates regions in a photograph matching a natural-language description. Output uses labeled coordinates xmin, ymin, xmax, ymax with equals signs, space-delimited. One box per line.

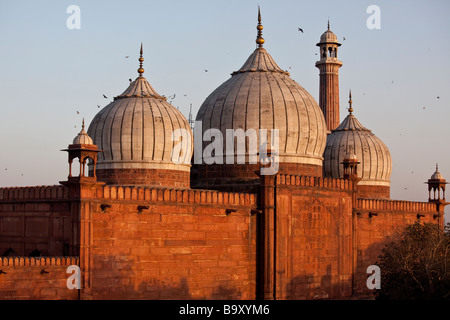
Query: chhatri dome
xmin=72 ymin=119 xmax=93 ymax=145
xmin=430 ymin=164 xmax=444 ymax=180
xmin=323 ymin=92 xmax=392 ymax=198
xmin=194 ymin=9 xmax=327 ymax=190
xmin=87 ymin=44 xmax=193 ymax=187
xmin=319 ymin=21 xmax=341 ymax=45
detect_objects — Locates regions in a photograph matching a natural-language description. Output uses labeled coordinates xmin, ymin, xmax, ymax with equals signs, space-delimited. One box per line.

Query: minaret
xmin=316 ymin=21 xmax=343 ymax=132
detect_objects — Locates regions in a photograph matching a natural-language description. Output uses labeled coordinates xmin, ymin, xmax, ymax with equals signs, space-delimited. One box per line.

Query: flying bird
xmin=129 ymin=79 xmax=132 ymax=83
xmin=97 ymin=105 xmax=101 ymax=108
xmin=343 ymin=37 xmax=346 ymax=41
xmin=125 ymin=56 xmax=129 ymax=58
xmin=76 ymin=111 xmax=79 ymax=114
xmin=298 ymin=27 xmax=303 ymax=33
xmin=103 ymin=94 xmax=108 ymax=99
xmin=204 ymin=69 xmax=208 ymax=72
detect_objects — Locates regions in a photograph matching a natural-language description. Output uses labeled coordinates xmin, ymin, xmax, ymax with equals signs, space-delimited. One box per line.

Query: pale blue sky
xmin=1 ymin=0 xmax=449 ymax=220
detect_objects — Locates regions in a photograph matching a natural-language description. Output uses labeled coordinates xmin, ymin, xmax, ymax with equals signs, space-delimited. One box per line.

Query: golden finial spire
xmin=138 ymin=43 xmax=144 ymax=77
xmin=328 ymin=19 xmax=330 ymax=30
xmin=348 ymin=90 xmax=353 ymax=114
xmin=256 ymin=6 xmax=265 ymax=48
xmin=82 ymin=118 xmax=85 ymax=130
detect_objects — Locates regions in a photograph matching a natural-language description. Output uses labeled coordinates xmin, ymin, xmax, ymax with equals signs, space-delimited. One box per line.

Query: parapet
xmin=0 ymin=185 xmax=68 ymax=201
xmin=356 ymin=198 xmax=436 ymax=213
xmin=276 ymin=174 xmax=354 ymax=191
xmin=0 ymin=256 xmax=79 ymax=267
xmin=95 ymin=185 xmax=256 ymax=206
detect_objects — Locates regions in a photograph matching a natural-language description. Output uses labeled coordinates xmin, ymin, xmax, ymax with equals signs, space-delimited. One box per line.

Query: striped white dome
xmin=195 ymin=47 xmax=327 ymax=166
xmin=323 ymin=112 xmax=392 ymax=186
xmin=87 ymin=75 xmax=193 ymax=172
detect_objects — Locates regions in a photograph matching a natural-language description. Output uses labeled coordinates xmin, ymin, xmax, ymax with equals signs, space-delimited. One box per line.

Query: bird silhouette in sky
xmin=205 ymin=69 xmax=208 ymax=72
xmin=125 ymin=56 xmax=129 ymax=58
xmin=76 ymin=111 xmax=79 ymax=114
xmin=298 ymin=27 xmax=303 ymax=33
xmin=343 ymin=37 xmax=346 ymax=41
xmin=103 ymin=94 xmax=108 ymax=99
xmin=97 ymin=105 xmax=101 ymax=108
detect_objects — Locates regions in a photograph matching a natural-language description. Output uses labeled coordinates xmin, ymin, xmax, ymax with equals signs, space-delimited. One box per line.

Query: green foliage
xmin=376 ymin=222 xmax=450 ymax=300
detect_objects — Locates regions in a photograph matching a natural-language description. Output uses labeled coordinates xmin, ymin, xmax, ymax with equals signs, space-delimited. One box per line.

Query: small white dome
xmin=430 ymin=165 xmax=444 ymax=180
xmin=343 ymin=152 xmax=358 ymax=161
xmin=73 ymin=121 xmax=94 ymax=145
xmin=317 ymin=23 xmax=341 ymax=46
xmin=324 ymin=113 xmax=392 ymax=186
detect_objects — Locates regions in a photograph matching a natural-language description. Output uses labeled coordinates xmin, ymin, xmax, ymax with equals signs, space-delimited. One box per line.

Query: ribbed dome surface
xmin=431 ymin=168 xmax=444 ymax=180
xmin=73 ymin=126 xmax=93 ymax=145
xmin=87 ymin=76 xmax=193 ymax=172
xmin=195 ymin=47 xmax=327 ymax=166
xmin=323 ymin=113 xmax=392 ymax=186
xmin=319 ymin=30 xmax=339 ymax=44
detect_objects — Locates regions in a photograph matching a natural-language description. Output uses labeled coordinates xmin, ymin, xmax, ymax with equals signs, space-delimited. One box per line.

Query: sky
xmin=0 ymin=0 xmax=449 ymax=221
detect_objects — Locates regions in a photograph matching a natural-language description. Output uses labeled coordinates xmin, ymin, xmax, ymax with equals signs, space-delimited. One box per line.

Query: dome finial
xmin=82 ymin=118 xmax=85 ymax=130
xmin=348 ymin=89 xmax=354 ymax=114
xmin=256 ymin=6 xmax=265 ymax=48
xmin=328 ymin=19 xmax=330 ymax=30
xmin=138 ymin=43 xmax=144 ymax=77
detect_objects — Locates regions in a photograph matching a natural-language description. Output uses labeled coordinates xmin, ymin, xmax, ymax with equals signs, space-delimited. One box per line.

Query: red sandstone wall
xmin=0 ymin=256 xmax=79 ymax=300
xmin=353 ymin=199 xmax=439 ymax=296
xmin=275 ymin=175 xmax=354 ymax=299
xmin=0 ymin=186 xmax=77 ymax=257
xmin=85 ymin=186 xmax=257 ymax=299
xmin=0 ymin=180 xmax=441 ymax=300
